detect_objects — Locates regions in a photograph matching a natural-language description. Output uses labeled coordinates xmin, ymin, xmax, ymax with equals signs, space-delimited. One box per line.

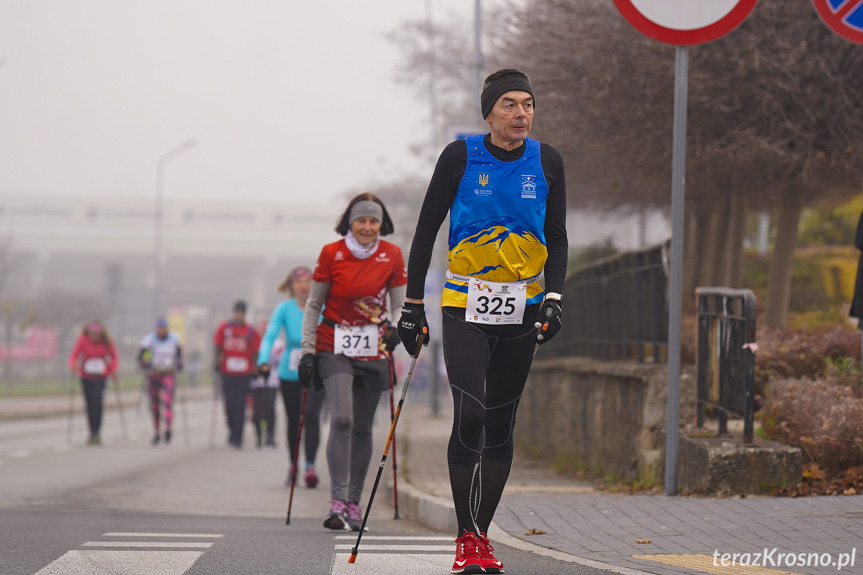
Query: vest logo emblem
xmin=521 ymin=174 xmax=537 ymax=199
xmin=478 ymin=173 xmax=489 ymax=187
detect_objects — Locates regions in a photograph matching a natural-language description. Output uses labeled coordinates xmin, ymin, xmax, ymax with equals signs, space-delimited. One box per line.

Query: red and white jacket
xmin=68 ymin=336 xmax=118 ymax=380
xmin=213 ymin=321 xmax=260 ymax=376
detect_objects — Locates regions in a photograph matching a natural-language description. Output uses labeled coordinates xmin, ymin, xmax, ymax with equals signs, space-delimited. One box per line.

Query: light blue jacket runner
xmin=257 ymin=298 xmax=304 ymax=382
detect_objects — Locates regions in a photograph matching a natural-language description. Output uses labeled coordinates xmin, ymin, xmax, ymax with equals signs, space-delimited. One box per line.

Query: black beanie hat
xmin=481 ymin=73 xmax=535 ymax=119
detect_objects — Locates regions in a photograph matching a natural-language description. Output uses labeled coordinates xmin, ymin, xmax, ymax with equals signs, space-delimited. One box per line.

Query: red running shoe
xmin=452 ymin=532 xmax=485 ymax=574
xmin=304 ymin=463 xmax=319 ymax=488
xmin=478 ymin=533 xmax=504 ymax=574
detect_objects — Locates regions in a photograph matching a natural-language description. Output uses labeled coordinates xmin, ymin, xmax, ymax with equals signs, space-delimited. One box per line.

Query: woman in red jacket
xmin=68 ymin=320 xmax=119 ymax=445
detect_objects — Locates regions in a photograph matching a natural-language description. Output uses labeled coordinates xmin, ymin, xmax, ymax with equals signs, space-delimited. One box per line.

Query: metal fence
xmin=543 ymin=241 xmax=670 ymax=362
xmin=695 ymin=287 xmax=757 ymax=444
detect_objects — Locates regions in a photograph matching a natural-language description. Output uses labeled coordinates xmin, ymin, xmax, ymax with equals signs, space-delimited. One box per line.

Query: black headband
xmin=480 ymin=75 xmax=535 ymax=119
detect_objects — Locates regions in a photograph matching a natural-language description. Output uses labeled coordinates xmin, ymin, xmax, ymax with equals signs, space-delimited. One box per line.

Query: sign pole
xmin=611 ymin=0 xmax=759 ymax=496
xmin=665 ymin=45 xmax=689 ymax=496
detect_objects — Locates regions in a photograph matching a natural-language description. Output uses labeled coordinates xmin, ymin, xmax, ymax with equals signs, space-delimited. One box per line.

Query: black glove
xmin=297 ymin=353 xmax=316 ymax=389
xmin=383 ymin=323 xmax=401 ymax=352
xmin=258 ymin=363 xmax=270 ymax=378
xmin=535 ymin=299 xmax=562 ymax=345
xmin=398 ymin=302 xmax=429 ymax=356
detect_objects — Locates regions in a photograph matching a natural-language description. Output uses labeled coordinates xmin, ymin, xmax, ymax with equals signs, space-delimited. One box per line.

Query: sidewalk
xmin=394 ymin=397 xmax=863 ymax=575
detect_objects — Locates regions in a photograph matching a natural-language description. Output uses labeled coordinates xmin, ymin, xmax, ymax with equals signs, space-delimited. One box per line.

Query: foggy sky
xmin=0 ymin=1 xmax=477 ymax=207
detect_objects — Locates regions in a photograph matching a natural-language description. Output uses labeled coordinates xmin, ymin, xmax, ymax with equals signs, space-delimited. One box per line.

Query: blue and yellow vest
xmin=443 ymin=135 xmax=549 ymax=308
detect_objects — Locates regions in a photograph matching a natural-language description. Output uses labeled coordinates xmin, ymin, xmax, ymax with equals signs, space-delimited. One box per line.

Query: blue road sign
xmin=813 ymin=0 xmax=863 ymax=44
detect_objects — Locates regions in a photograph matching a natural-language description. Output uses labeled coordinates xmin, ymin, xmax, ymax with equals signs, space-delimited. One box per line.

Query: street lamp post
xmin=154 ymin=139 xmax=195 ymax=318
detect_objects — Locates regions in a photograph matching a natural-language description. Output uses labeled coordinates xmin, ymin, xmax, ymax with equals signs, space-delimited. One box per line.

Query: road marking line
xmin=6 ymin=449 xmax=32 ymax=459
xmin=34 ymin=550 xmax=204 ymax=575
xmin=632 ymin=554 xmax=800 ymax=575
xmin=331 ymin=552 xmax=451 ymax=574
xmin=334 ymin=535 xmax=451 ymax=541
xmin=103 ymin=532 xmax=224 ymax=538
xmin=83 ymin=541 xmax=213 ymax=548
xmin=334 ymin=544 xmax=450 ymax=552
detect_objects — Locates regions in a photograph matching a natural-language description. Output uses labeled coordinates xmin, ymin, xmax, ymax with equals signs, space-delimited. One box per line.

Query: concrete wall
xmin=515 ymin=357 xmax=695 ymax=484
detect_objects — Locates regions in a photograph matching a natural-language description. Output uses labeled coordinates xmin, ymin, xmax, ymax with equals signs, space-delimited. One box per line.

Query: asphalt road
xmin=0 ymin=390 xmax=622 ymax=574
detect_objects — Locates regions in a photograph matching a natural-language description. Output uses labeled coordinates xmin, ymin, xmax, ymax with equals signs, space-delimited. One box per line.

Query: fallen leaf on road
xmin=524 ymin=528 xmax=547 ymax=536
xmin=635 ymin=539 xmax=652 ymax=544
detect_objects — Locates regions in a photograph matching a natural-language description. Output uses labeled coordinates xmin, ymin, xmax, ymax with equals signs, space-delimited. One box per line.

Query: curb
xmin=385 ymin=438 xmax=661 ymax=575
xmin=0 ymin=387 xmax=213 ymax=421
xmin=388 ymin=480 xmax=653 ymax=575
xmin=386 ymin=478 xmax=457 ymax=535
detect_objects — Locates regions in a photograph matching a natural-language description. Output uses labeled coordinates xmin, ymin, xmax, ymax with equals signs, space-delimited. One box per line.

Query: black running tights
xmin=279 ymin=379 xmax=324 ymax=466
xmin=442 ymin=304 xmax=539 ymax=536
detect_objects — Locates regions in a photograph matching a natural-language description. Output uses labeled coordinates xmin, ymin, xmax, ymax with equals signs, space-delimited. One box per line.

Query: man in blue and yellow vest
xmin=398 ymin=68 xmax=568 ymax=575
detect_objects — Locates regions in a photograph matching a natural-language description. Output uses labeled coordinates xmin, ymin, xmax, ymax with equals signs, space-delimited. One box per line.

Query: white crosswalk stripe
xmin=82 ymin=541 xmax=214 ymax=548
xmin=330 ymin=534 xmax=454 ymax=575
xmin=104 ymin=532 xmax=224 ymax=538
xmin=334 ymin=544 xmax=451 ymax=552
xmin=33 ymin=531 xmax=224 ymax=575
xmin=334 ymin=535 xmax=451 ymax=541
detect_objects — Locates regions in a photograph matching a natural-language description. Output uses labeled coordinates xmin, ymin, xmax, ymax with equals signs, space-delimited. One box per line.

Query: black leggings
xmin=252 ymin=387 xmax=278 ymax=438
xmin=443 ymin=304 xmax=539 ymax=464
xmin=443 ymin=303 xmax=539 ymax=536
xmin=222 ymin=374 xmax=253 ymax=444
xmin=280 ymin=379 xmax=324 ymax=466
xmin=81 ymin=378 xmax=106 ymax=435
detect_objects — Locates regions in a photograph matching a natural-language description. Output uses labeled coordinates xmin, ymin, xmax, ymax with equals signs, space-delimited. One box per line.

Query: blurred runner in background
xmin=257 ymin=266 xmax=324 ymax=487
xmin=250 ymin=334 xmax=281 ymax=448
xmin=68 ymin=320 xmax=119 ymax=446
xmin=138 ymin=318 xmax=183 ymax=446
xmin=214 ymin=300 xmax=261 ymax=449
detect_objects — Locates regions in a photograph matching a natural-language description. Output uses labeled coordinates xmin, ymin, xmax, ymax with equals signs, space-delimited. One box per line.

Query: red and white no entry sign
xmin=613 ymin=0 xmax=759 ymax=45
xmin=812 ymin=0 xmax=863 ymax=45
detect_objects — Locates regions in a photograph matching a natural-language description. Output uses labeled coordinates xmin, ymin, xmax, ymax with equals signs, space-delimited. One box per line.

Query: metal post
xmin=473 ymin=0 xmax=483 ymax=105
xmin=757 ymin=213 xmax=770 ymax=255
xmin=425 ymin=0 xmax=439 ymax=152
xmin=154 ymin=164 xmax=164 ymax=318
xmin=154 ymin=139 xmax=195 ymax=318
xmin=665 ymin=46 xmax=689 ymax=496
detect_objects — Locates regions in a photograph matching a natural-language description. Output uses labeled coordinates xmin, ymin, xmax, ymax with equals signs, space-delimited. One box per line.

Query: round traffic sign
xmin=812 ymin=0 xmax=863 ymax=44
xmin=613 ymin=0 xmax=759 ymax=45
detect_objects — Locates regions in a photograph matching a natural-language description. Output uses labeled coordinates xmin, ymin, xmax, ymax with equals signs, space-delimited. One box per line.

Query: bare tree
xmin=496 ymin=0 xmax=863 ymax=326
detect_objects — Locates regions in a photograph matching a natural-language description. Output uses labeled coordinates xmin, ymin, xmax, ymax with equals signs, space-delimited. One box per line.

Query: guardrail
xmin=695 ymin=287 xmax=756 ymax=444
xmin=543 ymin=241 xmax=669 ymax=362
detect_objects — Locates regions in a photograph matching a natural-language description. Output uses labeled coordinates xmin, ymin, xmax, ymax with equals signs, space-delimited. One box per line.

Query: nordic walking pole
xmin=66 ymin=371 xmax=77 ymax=444
xmin=209 ymin=373 xmax=221 ymax=449
xmin=179 ymin=372 xmax=191 ymax=447
xmin=136 ymin=372 xmax=147 ymax=417
xmin=388 ymin=352 xmax=400 ymax=520
xmin=349 ymin=330 xmax=426 ymax=564
xmin=285 ymin=387 xmax=308 ymax=525
xmin=112 ymin=374 xmax=129 ymax=440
